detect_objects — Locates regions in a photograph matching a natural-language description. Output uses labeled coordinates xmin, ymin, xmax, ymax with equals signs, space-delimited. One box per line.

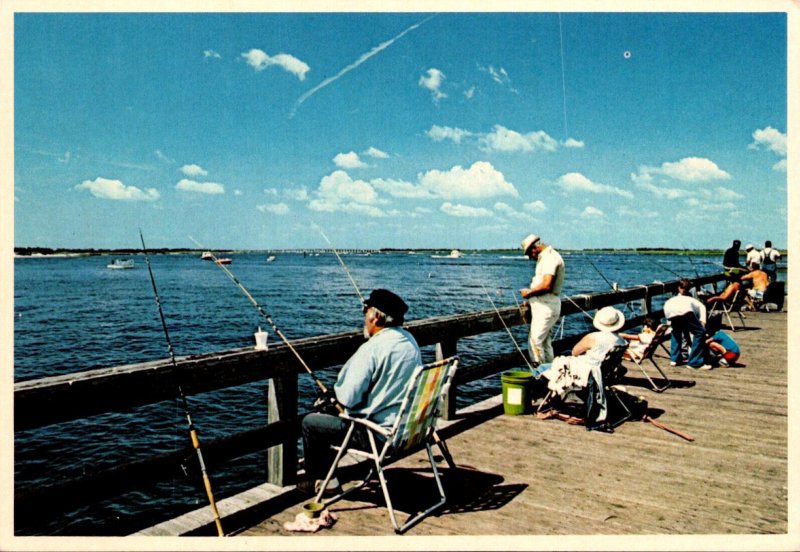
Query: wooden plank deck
xmin=159 ymin=310 xmax=792 ymax=545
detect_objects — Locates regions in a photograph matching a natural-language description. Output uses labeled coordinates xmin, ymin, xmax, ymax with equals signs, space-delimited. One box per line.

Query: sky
xmin=7 ymin=4 xmax=794 ymax=251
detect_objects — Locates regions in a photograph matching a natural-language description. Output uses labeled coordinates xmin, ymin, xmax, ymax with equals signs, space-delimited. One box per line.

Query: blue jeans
xmin=668 ymin=313 xmax=707 ymax=368
xmin=301 ymin=412 xmax=375 ymax=480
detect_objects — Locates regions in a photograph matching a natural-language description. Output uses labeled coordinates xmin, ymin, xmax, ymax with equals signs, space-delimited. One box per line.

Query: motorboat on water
xmin=266 ymin=255 xmax=276 ymax=262
xmin=107 ymin=259 xmax=135 ymax=269
xmin=431 ymin=249 xmax=465 ymax=259
xmin=200 ymin=251 xmax=214 ymax=260
xmin=214 ymin=257 xmax=232 ymax=265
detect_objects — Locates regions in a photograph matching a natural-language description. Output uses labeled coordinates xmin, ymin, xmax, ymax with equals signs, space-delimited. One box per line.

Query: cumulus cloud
xmin=426 ymin=125 xmax=473 ymax=144
xmin=257 ymin=203 xmax=290 ymax=215
xmin=180 ymin=164 xmax=208 ymax=177
xmin=749 ymin=126 xmax=787 ymax=157
xmin=241 ymin=49 xmax=310 ymax=80
xmin=308 ymin=170 xmax=387 ymax=217
xmin=203 ymin=49 xmax=222 ymax=60
xmin=563 ymin=138 xmax=585 ymax=148
xmin=524 ymin=200 xmax=547 ymax=213
xmin=419 ymin=68 xmax=447 ymax=103
xmin=580 ymin=206 xmax=604 ymax=218
xmin=75 ymin=177 xmax=160 ymax=201
xmin=493 ymin=202 xmax=531 ymax=220
xmin=440 ymin=202 xmax=493 ymax=217
xmin=363 ymin=146 xmax=389 ymax=159
xmin=480 ymin=125 xmax=558 ymax=153
xmin=773 ymin=159 xmax=787 ymax=172
xmin=637 ymin=157 xmax=731 ymax=183
xmin=555 ymin=172 xmax=633 ymax=198
xmin=175 ymin=179 xmax=225 ymax=194
xmin=419 ymin=161 xmax=518 ymax=199
xmin=372 ymin=178 xmax=435 ymax=199
xmin=333 ymin=151 xmax=368 ymax=169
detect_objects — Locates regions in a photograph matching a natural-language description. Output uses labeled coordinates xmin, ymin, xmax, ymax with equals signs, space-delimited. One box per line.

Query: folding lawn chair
xmin=622 ymin=323 xmax=672 ymax=392
xmin=707 ymin=289 xmax=748 ymax=332
xmin=314 ymin=356 xmax=459 ymax=534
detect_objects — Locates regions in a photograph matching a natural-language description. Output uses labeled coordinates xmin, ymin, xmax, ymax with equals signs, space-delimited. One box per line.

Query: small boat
xmin=107 ymin=259 xmax=135 ymax=270
xmin=431 ymin=249 xmax=465 ymax=259
xmin=214 ymin=258 xmax=232 ymax=265
xmin=200 ymin=251 xmax=214 ymax=260
xmin=266 ymin=255 xmax=276 ymax=262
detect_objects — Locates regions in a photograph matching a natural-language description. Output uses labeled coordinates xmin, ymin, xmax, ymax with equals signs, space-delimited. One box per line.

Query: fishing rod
xmin=313 ymin=224 xmax=366 ymax=308
xmin=187 ymin=236 xmax=335 ymax=402
xmin=588 ymin=260 xmax=617 ymax=292
xmin=139 ymin=230 xmax=225 ymax=537
xmin=481 ymin=284 xmax=535 ymax=372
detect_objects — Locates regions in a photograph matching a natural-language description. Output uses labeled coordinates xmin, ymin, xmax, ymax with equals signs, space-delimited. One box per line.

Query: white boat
xmin=107 ymin=259 xmax=135 ymax=269
xmin=200 ymin=251 xmax=214 ymax=260
xmin=266 ymin=255 xmax=276 ymax=262
xmin=431 ymin=249 xmax=465 ymax=259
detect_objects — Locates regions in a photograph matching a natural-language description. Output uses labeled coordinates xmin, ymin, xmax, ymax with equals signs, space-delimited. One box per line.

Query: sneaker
xmin=719 ymin=358 xmax=729 ymax=367
xmin=694 ymin=364 xmax=713 ymax=371
xmin=669 ymin=361 xmax=677 ymax=367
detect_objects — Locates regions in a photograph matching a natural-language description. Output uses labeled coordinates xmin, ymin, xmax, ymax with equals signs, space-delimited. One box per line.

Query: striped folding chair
xmin=314 ymin=356 xmax=459 ymax=534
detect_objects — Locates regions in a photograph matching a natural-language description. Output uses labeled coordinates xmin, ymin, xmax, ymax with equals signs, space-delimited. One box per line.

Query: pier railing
xmin=14 ymin=274 xmax=726 ymax=525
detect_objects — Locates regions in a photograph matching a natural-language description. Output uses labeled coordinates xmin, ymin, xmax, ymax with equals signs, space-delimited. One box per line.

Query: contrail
xmin=290 ymin=14 xmax=437 ymax=117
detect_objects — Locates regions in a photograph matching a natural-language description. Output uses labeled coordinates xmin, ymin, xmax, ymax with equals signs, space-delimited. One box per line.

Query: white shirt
xmin=745 ymin=249 xmax=764 ymax=269
xmin=663 ymin=294 xmax=707 ymax=325
xmin=530 ymin=246 xmax=565 ymax=296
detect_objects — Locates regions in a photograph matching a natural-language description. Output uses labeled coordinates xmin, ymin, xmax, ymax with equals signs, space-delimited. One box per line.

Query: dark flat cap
xmin=365 ymin=288 xmax=408 ymax=320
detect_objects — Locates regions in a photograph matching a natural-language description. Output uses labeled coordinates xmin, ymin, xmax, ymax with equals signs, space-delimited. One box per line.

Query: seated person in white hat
xmin=531 ymin=306 xmax=627 ymax=424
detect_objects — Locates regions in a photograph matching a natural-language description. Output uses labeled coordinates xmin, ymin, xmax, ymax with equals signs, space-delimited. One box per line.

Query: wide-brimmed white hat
xmin=593 ymin=306 xmax=625 ymax=332
xmin=745 ymin=243 xmax=754 ymax=251
xmin=520 ymin=234 xmax=540 ymax=255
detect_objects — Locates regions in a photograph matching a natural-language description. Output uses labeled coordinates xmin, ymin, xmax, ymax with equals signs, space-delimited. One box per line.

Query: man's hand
xmin=313 ymin=390 xmax=341 ymax=415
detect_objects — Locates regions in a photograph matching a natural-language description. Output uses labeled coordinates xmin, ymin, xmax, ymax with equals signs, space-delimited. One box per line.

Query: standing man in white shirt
xmin=663 ymin=279 xmax=711 ymax=370
xmin=519 ymin=234 xmax=565 ymax=366
xmin=760 ymin=240 xmax=781 ymax=282
xmin=744 ymin=244 xmax=763 ymax=270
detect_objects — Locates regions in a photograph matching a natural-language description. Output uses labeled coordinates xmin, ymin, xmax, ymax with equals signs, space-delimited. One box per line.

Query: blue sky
xmin=9 ymin=7 xmax=792 ymax=251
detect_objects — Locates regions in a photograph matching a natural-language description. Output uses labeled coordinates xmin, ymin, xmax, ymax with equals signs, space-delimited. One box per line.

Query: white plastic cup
xmin=254 ymin=327 xmax=268 ymax=351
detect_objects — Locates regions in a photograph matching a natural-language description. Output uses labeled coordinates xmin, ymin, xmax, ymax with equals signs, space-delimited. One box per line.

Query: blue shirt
xmin=334 ymin=327 xmax=422 ymax=428
xmin=711 ymin=331 xmax=740 ymax=354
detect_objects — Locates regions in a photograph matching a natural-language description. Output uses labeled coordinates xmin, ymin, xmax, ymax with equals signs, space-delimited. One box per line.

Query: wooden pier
xmin=148 ymin=311 xmax=790 ymax=545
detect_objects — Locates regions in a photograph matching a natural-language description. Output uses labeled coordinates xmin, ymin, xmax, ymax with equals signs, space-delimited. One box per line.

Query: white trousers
xmin=528 ymin=295 xmax=562 ymax=365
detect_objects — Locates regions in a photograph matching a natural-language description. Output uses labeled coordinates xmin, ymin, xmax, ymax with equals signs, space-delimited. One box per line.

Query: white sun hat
xmin=593 ymin=306 xmax=625 ymax=332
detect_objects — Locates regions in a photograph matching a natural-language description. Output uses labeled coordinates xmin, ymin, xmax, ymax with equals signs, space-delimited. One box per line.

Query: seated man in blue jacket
xmin=300 ymin=288 xmax=422 ymax=496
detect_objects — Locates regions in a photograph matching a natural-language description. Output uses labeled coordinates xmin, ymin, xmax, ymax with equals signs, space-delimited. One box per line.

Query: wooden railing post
xmin=436 ymin=339 xmax=458 ymax=420
xmin=267 ymin=366 xmax=297 ymax=486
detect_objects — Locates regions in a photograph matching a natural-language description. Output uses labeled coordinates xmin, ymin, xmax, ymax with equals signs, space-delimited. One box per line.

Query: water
xmin=13 ymin=250 xmax=721 ymax=535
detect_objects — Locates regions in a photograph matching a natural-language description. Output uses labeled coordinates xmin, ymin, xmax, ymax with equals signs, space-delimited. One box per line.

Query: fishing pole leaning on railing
xmin=187 ymin=236 xmax=343 ymax=414
xmin=139 ymin=230 xmax=225 ymax=537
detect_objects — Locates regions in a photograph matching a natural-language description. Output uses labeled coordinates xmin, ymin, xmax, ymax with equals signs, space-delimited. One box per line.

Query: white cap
xmin=520 ymin=234 xmax=540 ymax=254
xmin=745 ymin=244 xmax=754 ymax=251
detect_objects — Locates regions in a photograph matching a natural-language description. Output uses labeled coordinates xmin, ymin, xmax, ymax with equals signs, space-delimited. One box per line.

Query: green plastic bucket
xmin=501 ymin=370 xmax=533 ymax=415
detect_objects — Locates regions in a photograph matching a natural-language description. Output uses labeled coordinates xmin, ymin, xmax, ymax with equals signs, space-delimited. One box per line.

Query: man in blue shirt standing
xmin=300 ymin=288 xmax=422 ymax=496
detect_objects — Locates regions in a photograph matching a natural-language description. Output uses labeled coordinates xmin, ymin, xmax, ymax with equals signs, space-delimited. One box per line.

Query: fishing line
xmin=312 ymin=223 xmax=366 ymax=307
xmin=187 ymin=235 xmax=335 ymax=399
xmin=482 ymin=284 xmax=535 ymax=372
xmin=139 ymin=230 xmax=225 ymax=537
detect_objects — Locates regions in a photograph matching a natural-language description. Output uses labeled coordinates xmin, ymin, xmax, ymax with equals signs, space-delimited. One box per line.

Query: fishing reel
xmin=313 ymin=390 xmax=341 ymax=415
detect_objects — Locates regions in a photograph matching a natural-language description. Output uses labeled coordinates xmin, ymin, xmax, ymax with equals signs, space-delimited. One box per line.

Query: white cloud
xmin=333 ymin=151 xmax=368 ymax=169
xmin=363 ymin=147 xmax=389 ymax=159
xmin=563 ymin=138 xmax=585 ymax=148
xmin=480 ymin=125 xmax=558 ymax=153
xmin=643 ymin=157 xmax=731 ymax=182
xmin=372 ymin=178 xmax=435 ymax=199
xmin=524 ymin=200 xmax=547 ymax=213
xmin=419 ymin=68 xmax=447 ymax=103
xmin=234 ymin=189 xmax=243 ymax=196
xmin=257 ymin=203 xmax=290 ymax=215
xmin=284 ymin=187 xmax=310 ymax=201
xmin=633 ymin=178 xmax=692 ymax=200
xmin=555 ymin=172 xmax=633 ymax=198
xmin=203 ymin=49 xmax=221 ymax=60
xmin=580 ymin=206 xmax=604 ymax=218
xmin=440 ymin=202 xmax=493 ymax=218
xmin=773 ymin=159 xmax=787 ymax=172
xmin=426 ymin=125 xmax=473 ymax=144
xmin=419 ymin=161 xmax=518 ymax=199
xmin=749 ymin=126 xmax=786 ymax=157
xmin=308 ymin=170 xmax=385 ymax=215
xmin=58 ymin=151 xmax=71 ymax=163
xmin=180 ymin=164 xmax=208 ymax=177
xmin=464 ymin=86 xmax=475 ymax=99
xmin=494 ymin=202 xmax=530 ymax=220
xmin=241 ymin=49 xmax=310 ymax=80
xmin=75 ymin=177 xmax=160 ymax=201
xmin=175 ymin=179 xmax=225 ymax=194
xmin=480 ymin=64 xmax=518 ymax=94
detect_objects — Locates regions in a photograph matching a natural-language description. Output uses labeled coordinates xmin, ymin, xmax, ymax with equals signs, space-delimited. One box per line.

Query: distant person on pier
xmin=740 ymin=263 xmax=769 ymax=301
xmin=744 ymin=244 xmax=763 ymax=271
xmin=519 ymin=233 xmax=565 ymax=366
xmin=620 ymin=315 xmax=659 ymax=360
xmin=722 ymin=240 xmax=745 ymax=275
xmin=299 ymin=288 xmax=421 ymax=497
xmin=705 ymin=274 xmax=743 ymax=305
xmin=704 ymin=314 xmax=741 ymax=367
xmin=760 ymin=240 xmax=781 ymax=282
xmin=663 ymin=279 xmax=712 ymax=370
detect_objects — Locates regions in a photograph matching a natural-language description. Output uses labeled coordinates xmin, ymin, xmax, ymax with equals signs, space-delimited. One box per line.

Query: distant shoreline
xmin=13 ymin=247 xmax=759 ymax=257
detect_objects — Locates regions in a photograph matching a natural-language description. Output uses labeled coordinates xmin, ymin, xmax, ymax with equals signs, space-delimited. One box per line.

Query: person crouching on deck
xmin=299 ymin=288 xmax=421 ymax=496
xmin=663 ymin=279 xmax=711 ymax=370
